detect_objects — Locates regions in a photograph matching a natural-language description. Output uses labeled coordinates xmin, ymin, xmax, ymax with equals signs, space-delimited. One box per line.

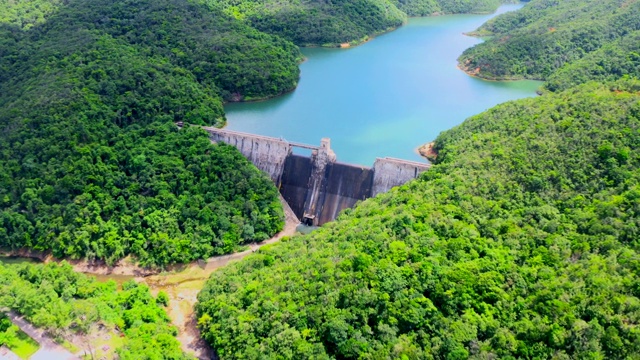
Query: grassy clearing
xmin=78 ymin=329 xmax=124 ymax=360
xmin=8 ymin=329 xmax=39 ymax=359
xmin=145 ymin=265 xmax=212 ymax=290
xmin=94 ymin=331 xmax=124 ymax=359
xmin=60 ymin=339 xmax=80 ymax=353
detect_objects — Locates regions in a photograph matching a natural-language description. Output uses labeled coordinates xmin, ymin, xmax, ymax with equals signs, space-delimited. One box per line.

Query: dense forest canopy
xmin=2 ymin=0 xmax=640 ymax=358
xmin=24 ymin=0 xmax=303 ymax=102
xmin=0 ymin=0 xmax=64 ymax=29
xmin=0 ymin=0 xmax=292 ymax=267
xmin=458 ymin=0 xmax=640 ymax=84
xmin=545 ymin=31 xmax=640 ymax=92
xmin=210 ymin=0 xmax=405 ymax=46
xmin=196 ymin=80 xmax=640 ymax=358
xmin=0 ymin=261 xmax=190 ymax=358
xmin=0 ymin=0 xmax=515 ymax=268
xmin=210 ymin=0 xmax=511 ymax=46
xmin=392 ymin=0 xmax=510 ymax=17
xmin=191 ymin=1 xmax=640 ymax=357
xmin=197 ymin=81 xmax=640 ymax=359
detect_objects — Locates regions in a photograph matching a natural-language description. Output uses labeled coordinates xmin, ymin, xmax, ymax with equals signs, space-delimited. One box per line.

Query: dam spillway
xmin=201 ymin=126 xmax=430 ymax=226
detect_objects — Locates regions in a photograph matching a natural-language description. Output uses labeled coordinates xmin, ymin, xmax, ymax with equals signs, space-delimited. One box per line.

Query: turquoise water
xmin=224 ymin=4 xmax=541 ymax=166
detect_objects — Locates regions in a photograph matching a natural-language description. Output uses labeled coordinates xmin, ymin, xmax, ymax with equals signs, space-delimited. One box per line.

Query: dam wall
xmin=315 ymin=162 xmax=374 ymax=224
xmin=372 ymin=157 xmax=431 ymax=196
xmin=301 ymin=138 xmax=336 ymax=225
xmin=199 ymin=125 xmax=430 ymax=225
xmin=280 ymin=155 xmax=313 ymax=220
xmin=203 ymin=127 xmax=292 ymax=183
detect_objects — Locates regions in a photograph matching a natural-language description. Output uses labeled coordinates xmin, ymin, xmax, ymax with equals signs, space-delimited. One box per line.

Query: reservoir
xmin=224 ymin=4 xmax=541 ymax=166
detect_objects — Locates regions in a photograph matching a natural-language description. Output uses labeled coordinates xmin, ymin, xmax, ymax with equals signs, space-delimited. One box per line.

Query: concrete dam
xmin=202 ymin=126 xmax=431 ymax=226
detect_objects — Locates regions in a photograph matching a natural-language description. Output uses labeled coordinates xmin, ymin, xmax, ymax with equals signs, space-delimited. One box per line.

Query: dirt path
xmin=150 ymin=196 xmax=299 ymax=359
xmin=142 ymin=195 xmax=300 ymax=359
xmin=7 ymin=312 xmax=80 ymax=360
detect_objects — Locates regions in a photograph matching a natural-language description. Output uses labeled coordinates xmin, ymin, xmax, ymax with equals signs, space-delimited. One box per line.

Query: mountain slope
xmin=458 ymin=0 xmax=640 ymax=82
xmin=210 ymin=0 xmax=514 ymax=46
xmin=544 ymin=30 xmax=640 ymax=92
xmin=0 ymin=0 xmax=296 ymax=267
xmin=209 ymin=0 xmax=407 ymax=46
xmin=392 ymin=0 xmax=508 ymax=16
xmin=196 ymin=80 xmax=640 ymax=358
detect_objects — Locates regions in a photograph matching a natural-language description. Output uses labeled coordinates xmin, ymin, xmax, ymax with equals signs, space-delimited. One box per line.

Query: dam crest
xmin=199 ymin=126 xmax=430 ymax=226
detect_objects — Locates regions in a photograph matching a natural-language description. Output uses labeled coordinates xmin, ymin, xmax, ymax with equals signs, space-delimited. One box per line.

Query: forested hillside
xmin=211 ymin=0 xmax=405 ymax=46
xmin=0 ymin=0 xmax=63 ymax=29
xmin=459 ymin=0 xmax=640 ymax=83
xmin=0 ymin=261 xmax=189 ymax=358
xmin=0 ymin=0 xmax=293 ymax=267
xmin=3 ymin=0 xmax=640 ymax=358
xmin=211 ymin=0 xmax=511 ymax=46
xmin=392 ymin=0 xmax=507 ymax=17
xmin=0 ymin=0 xmax=517 ymax=268
xmin=545 ymin=31 xmax=640 ymax=92
xmin=196 ymin=80 xmax=640 ymax=358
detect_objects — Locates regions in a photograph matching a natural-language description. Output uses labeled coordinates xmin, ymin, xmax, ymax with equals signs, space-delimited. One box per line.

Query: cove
xmin=224 ymin=3 xmax=541 ymax=166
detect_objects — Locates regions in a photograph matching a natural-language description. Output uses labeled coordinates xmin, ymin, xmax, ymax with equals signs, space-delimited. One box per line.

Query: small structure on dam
xmin=201 ymin=126 xmax=430 ymax=226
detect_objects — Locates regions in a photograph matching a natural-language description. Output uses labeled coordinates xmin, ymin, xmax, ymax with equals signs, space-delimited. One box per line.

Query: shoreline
xmin=224 ymin=81 xmax=300 ymax=104
xmin=0 ymin=195 xmax=300 ymax=278
xmin=300 ymin=5 xmax=513 ymax=49
xmin=415 ymin=142 xmax=438 ymax=162
xmin=222 ymin=3 xmax=528 ymax=108
xmin=456 ymin=63 xmax=544 ymax=82
xmin=299 ymin=23 xmax=401 ymax=49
